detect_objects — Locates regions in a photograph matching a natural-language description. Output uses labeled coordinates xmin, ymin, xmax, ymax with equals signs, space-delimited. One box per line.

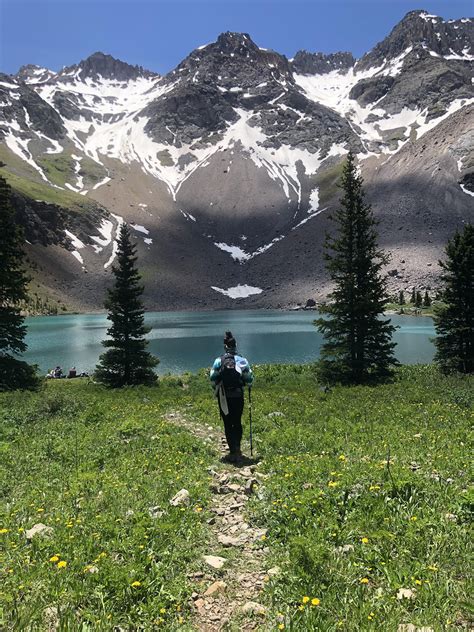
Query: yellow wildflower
xmin=360 ymin=577 xmax=369 ymax=584
xmin=410 ymin=516 xmax=417 ymax=521
xmin=57 ymin=561 xmax=67 ymax=569
xmin=428 ymin=565 xmax=438 ymax=572
xmin=49 ymin=555 xmax=59 ymax=563
xmin=328 ymin=481 xmax=339 ymax=488
xmin=338 ymin=454 xmax=346 ymax=461
xmin=0 ymin=528 xmax=8 ymax=534
xmin=302 ymin=596 xmax=310 ymax=604
xmin=195 ymin=507 xmax=203 ymax=513
xmin=361 ymin=537 xmax=369 ymax=544
xmin=131 ymin=581 xmax=141 ymax=588
xmin=160 ymin=608 xmax=166 ymax=614
xmin=311 ymin=598 xmax=320 ymax=606
xmin=278 ymin=625 xmax=285 ymax=630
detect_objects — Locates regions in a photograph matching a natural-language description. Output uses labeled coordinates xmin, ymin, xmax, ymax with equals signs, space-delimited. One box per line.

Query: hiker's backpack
xmin=220 ymin=353 xmax=243 ymax=389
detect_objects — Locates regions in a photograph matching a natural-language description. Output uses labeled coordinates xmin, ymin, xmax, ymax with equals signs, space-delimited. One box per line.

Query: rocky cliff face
xmin=0 ymin=10 xmax=473 ymax=310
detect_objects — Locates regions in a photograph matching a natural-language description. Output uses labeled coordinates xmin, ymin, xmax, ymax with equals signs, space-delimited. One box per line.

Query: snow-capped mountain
xmin=0 ymin=10 xmax=473 ymax=311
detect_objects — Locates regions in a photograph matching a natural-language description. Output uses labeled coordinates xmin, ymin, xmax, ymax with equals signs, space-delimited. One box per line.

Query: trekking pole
xmin=248 ymin=387 xmax=253 ymax=457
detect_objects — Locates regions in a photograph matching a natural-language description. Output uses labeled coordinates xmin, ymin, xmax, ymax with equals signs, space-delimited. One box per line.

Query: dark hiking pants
xmin=220 ymin=393 xmax=244 ymax=453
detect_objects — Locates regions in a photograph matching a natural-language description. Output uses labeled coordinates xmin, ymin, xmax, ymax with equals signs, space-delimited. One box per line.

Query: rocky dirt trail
xmin=164 ymin=411 xmax=278 ymax=631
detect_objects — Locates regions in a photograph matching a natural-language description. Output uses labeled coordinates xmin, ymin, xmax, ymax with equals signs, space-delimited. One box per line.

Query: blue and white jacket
xmin=210 ymin=353 xmax=254 ymax=388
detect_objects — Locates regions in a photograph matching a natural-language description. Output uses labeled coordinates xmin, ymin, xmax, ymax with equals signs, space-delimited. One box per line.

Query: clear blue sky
xmin=1 ymin=0 xmax=472 ymax=75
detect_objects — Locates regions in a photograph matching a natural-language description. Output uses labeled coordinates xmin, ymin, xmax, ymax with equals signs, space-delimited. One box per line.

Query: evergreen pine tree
xmin=399 ymin=290 xmax=405 ymax=305
xmin=415 ymin=291 xmax=423 ymax=308
xmin=95 ymin=223 xmax=159 ymax=387
xmin=315 ymin=152 xmax=397 ymax=384
xmin=411 ymin=287 xmax=416 ymax=304
xmin=0 ymin=176 xmax=39 ymax=390
xmin=434 ymin=224 xmax=474 ymax=373
xmin=423 ymin=290 xmax=431 ymax=307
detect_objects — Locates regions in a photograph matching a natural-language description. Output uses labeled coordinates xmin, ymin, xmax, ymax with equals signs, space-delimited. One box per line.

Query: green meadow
xmin=0 ymin=365 xmax=472 ymax=630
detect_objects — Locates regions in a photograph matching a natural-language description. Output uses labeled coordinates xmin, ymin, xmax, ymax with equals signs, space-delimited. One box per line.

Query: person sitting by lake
xmin=53 ymin=366 xmax=63 ymax=379
xmin=67 ymin=366 xmax=77 ymax=379
xmin=210 ymin=331 xmax=253 ymax=463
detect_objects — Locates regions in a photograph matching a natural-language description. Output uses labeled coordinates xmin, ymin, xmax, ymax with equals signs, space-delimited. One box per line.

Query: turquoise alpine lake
xmin=22 ymin=310 xmax=436 ymax=376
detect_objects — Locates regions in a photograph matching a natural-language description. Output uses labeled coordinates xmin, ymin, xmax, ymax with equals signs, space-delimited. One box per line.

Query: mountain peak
xmin=59 ymin=52 xmax=158 ymax=82
xmin=16 ymin=64 xmax=57 ymax=84
xmin=215 ymin=31 xmax=259 ymax=53
xmin=357 ymin=9 xmax=473 ymax=70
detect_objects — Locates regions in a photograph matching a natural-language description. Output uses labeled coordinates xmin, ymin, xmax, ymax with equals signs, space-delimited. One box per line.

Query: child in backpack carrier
xmin=210 ymin=331 xmax=253 ymax=463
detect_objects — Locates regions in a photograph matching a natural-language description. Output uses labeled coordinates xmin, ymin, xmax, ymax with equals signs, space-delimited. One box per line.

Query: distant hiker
xmin=53 ymin=366 xmax=63 ymax=379
xmin=210 ymin=331 xmax=253 ymax=463
xmin=67 ymin=366 xmax=77 ymax=379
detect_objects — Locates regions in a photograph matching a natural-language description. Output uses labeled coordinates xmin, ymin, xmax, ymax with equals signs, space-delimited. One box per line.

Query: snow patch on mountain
xmin=211 ymin=284 xmax=263 ymax=299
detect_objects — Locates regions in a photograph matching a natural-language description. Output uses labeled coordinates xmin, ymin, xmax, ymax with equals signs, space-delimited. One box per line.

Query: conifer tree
xmin=95 ymin=223 xmax=158 ymax=387
xmin=415 ymin=291 xmax=423 ymax=308
xmin=0 ymin=176 xmax=39 ymax=390
xmin=399 ymin=290 xmax=405 ymax=305
xmin=411 ymin=287 xmax=416 ymax=304
xmin=423 ymin=290 xmax=431 ymax=307
xmin=315 ymin=152 xmax=397 ymax=384
xmin=434 ymin=224 xmax=473 ymax=373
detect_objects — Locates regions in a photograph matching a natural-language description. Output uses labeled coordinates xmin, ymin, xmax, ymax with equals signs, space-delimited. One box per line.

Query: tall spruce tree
xmin=434 ymin=224 xmax=474 ymax=373
xmin=315 ymin=152 xmax=397 ymax=384
xmin=0 ymin=176 xmax=39 ymax=390
xmin=95 ymin=223 xmax=158 ymax=387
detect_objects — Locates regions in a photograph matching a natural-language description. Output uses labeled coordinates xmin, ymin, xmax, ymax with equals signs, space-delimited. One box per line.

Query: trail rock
xmin=170 ymin=489 xmax=190 ymax=506
xmin=148 ymin=506 xmax=164 ymax=519
xmin=267 ymin=566 xmax=281 ymax=576
xmin=397 ymin=588 xmax=417 ymax=600
xmin=218 ymin=534 xmax=242 ymax=547
xmin=241 ymin=601 xmax=267 ymax=615
xmin=203 ymin=555 xmax=227 ymax=569
xmin=25 ymin=523 xmax=53 ymax=539
xmin=194 ymin=598 xmax=205 ymax=612
xmin=203 ymin=580 xmax=227 ymax=597
xmin=245 ymin=478 xmax=259 ymax=495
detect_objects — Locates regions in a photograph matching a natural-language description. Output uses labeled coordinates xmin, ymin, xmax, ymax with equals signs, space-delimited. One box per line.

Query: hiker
xmin=53 ymin=366 xmax=63 ymax=379
xmin=67 ymin=366 xmax=77 ymax=379
xmin=210 ymin=331 xmax=253 ymax=463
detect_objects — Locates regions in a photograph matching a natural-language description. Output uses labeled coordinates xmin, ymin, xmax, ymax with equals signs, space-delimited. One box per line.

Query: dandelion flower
xmin=360 ymin=577 xmax=369 ymax=584
xmin=131 ymin=581 xmax=141 ymax=588
xmin=278 ymin=625 xmax=285 ymax=630
xmin=57 ymin=561 xmax=67 ymax=569
xmin=49 ymin=556 xmax=59 ymax=563
xmin=302 ymin=596 xmax=310 ymax=604
xmin=338 ymin=455 xmax=346 ymax=461
xmin=410 ymin=516 xmax=417 ymax=521
xmin=0 ymin=528 xmax=8 ymax=534
xmin=328 ymin=481 xmax=338 ymax=488
xmin=160 ymin=608 xmax=166 ymax=614
xmin=361 ymin=537 xmax=369 ymax=544
xmin=311 ymin=598 xmax=320 ymax=606
xmin=195 ymin=507 xmax=203 ymax=513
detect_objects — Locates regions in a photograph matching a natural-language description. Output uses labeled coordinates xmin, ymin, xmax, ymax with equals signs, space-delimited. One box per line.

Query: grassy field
xmin=0 ymin=366 xmax=472 ymax=630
